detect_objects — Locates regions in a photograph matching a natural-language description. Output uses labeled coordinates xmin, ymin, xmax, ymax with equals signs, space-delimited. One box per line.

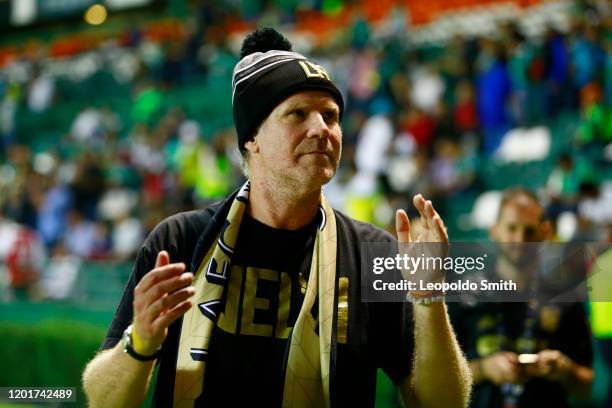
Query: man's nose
xmin=305 ymin=112 xmax=331 ymax=139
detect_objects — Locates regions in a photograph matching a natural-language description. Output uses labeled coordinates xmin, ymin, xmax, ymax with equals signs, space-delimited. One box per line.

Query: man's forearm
xmin=82 ymin=342 xmax=156 ymax=408
xmin=403 ymin=302 xmax=472 ymax=408
xmin=469 ymin=359 xmax=485 ymax=384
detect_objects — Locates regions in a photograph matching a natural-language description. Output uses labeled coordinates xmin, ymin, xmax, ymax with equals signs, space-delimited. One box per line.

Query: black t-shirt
xmin=448 ymin=300 xmax=593 ymax=408
xmin=101 ymin=202 xmax=414 ymax=407
xmin=199 ymin=213 xmax=318 ymax=407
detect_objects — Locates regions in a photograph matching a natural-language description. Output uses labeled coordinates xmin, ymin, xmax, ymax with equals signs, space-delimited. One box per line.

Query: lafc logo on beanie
xmin=299 ymin=61 xmax=331 ymax=81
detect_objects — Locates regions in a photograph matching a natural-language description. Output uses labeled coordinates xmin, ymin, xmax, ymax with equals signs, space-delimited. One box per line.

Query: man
xmin=450 ymin=188 xmax=594 ymax=407
xmin=83 ymin=28 xmax=471 ymax=408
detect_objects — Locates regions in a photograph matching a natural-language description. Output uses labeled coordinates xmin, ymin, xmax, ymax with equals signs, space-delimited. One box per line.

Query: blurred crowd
xmin=0 ymin=0 xmax=611 ymax=301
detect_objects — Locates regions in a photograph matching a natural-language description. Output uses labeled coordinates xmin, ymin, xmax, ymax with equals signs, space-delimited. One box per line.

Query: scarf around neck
xmin=173 ymin=181 xmax=338 ymax=408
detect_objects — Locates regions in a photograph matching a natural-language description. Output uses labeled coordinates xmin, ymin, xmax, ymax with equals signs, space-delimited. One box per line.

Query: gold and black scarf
xmin=173 ymin=181 xmax=339 ymax=408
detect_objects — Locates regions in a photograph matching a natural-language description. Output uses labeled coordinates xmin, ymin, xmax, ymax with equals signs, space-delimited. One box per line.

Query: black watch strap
xmin=124 ymin=342 xmax=160 ymax=361
xmin=122 ymin=325 xmax=160 ymax=361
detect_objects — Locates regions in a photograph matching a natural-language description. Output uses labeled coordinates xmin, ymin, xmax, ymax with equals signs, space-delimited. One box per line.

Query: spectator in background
xmin=63 ymin=210 xmax=104 ymax=259
xmin=569 ymin=22 xmax=606 ymax=94
xmin=70 ymin=152 xmax=106 ymax=220
xmin=450 ymin=188 xmax=594 ymax=408
xmin=346 ymin=47 xmax=378 ymax=112
xmin=3 ymin=178 xmax=38 ymax=229
xmin=409 ymin=63 xmax=445 ymax=116
xmin=576 ymin=82 xmax=612 ymax=146
xmin=131 ymin=82 xmax=163 ymax=124
xmin=543 ymin=28 xmax=571 ymax=114
xmin=577 ymin=181 xmax=612 ymax=232
xmin=96 ymin=178 xmax=143 ymax=260
xmin=354 ymin=97 xmax=394 ymax=175
xmin=454 ymin=79 xmax=479 ymax=135
xmin=70 ymin=106 xmax=106 ymax=148
xmin=40 ymin=242 xmax=81 ymax=300
xmin=111 ymin=211 xmax=143 ymax=260
xmin=476 ymin=39 xmax=512 ymax=154
xmin=400 ymin=105 xmax=436 ymax=149
xmin=0 ymin=207 xmax=46 ymax=301
xmin=505 ymin=26 xmax=532 ymax=126
xmin=0 ymin=80 xmax=19 ymax=155
xmin=545 ymin=152 xmax=580 ymax=221
xmin=27 ymin=65 xmax=55 ymax=113
xmin=429 ymin=138 xmax=463 ymax=197
xmin=37 ymin=171 xmax=72 ymax=248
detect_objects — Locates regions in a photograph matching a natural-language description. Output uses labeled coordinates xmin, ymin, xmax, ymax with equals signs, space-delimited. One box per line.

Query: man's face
xmin=490 ymin=196 xmax=550 ymax=263
xmin=492 ymin=198 xmax=547 ymax=243
xmin=245 ymin=90 xmax=342 ymax=188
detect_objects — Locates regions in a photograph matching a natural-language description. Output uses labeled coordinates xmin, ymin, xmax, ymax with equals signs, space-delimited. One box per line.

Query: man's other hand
xmin=524 ymin=349 xmax=573 ymax=382
xmin=132 ymin=251 xmax=195 ymax=355
xmin=396 ymin=194 xmax=449 ymax=297
xmin=396 ymin=194 xmax=449 ymax=245
xmin=480 ymin=352 xmax=523 ymax=385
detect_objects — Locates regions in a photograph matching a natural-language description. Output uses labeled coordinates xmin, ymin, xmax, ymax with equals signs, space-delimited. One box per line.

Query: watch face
xmin=122 ymin=325 xmax=132 ymax=349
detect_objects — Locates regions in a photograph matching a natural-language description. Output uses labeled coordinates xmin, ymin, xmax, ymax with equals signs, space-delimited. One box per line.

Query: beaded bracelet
xmin=406 ymin=291 xmax=445 ymax=305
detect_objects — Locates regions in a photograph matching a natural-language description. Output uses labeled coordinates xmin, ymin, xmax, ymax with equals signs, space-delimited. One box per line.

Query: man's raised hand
xmin=132 ymin=251 xmax=195 ymax=355
xmin=396 ymin=195 xmax=449 ymax=298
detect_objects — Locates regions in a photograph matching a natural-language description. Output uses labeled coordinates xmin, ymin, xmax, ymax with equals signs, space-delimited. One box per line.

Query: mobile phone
xmin=518 ymin=353 xmax=539 ymax=364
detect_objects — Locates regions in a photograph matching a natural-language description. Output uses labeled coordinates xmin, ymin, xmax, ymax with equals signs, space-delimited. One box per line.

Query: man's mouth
xmin=307 ymin=151 xmax=330 ymax=156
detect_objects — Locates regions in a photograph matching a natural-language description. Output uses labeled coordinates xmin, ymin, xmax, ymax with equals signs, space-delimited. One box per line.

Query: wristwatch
xmin=122 ymin=324 xmax=161 ymax=361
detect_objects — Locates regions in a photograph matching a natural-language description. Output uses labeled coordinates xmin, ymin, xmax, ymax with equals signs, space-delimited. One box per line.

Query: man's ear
xmin=244 ymin=137 xmax=259 ymax=154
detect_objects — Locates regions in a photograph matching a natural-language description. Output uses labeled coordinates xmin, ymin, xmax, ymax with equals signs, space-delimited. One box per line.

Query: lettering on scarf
xmin=216 ymin=266 xmax=300 ymax=339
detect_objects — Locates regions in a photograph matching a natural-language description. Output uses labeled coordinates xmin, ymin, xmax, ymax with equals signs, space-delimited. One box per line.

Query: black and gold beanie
xmin=232 ymin=27 xmax=344 ymax=154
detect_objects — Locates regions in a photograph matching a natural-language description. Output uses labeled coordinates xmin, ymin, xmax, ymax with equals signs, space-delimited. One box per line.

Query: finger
xmin=536 ymin=350 xmax=555 ymax=365
xmin=155 ymin=250 xmax=170 ymax=268
xmin=152 ymin=300 xmax=194 ymax=332
xmin=136 ymin=263 xmax=187 ymax=294
xmin=413 ymin=194 xmax=424 ymax=210
xmin=423 ymin=200 xmax=437 ymax=230
xmin=424 ymin=200 xmax=437 ymax=230
xmin=396 ymin=209 xmax=412 ymax=243
xmin=412 ymin=194 xmax=429 ymax=231
xmin=433 ymin=215 xmax=449 ymax=242
xmin=140 ymin=271 xmax=194 ymax=307
xmin=425 ymin=200 xmax=436 ymax=218
xmin=146 ymin=285 xmax=196 ymax=321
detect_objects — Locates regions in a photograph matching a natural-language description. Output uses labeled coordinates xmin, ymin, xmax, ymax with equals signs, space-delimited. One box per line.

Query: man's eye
xmin=323 ymin=110 xmax=338 ymax=123
xmin=291 ymin=109 xmax=306 ymax=119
